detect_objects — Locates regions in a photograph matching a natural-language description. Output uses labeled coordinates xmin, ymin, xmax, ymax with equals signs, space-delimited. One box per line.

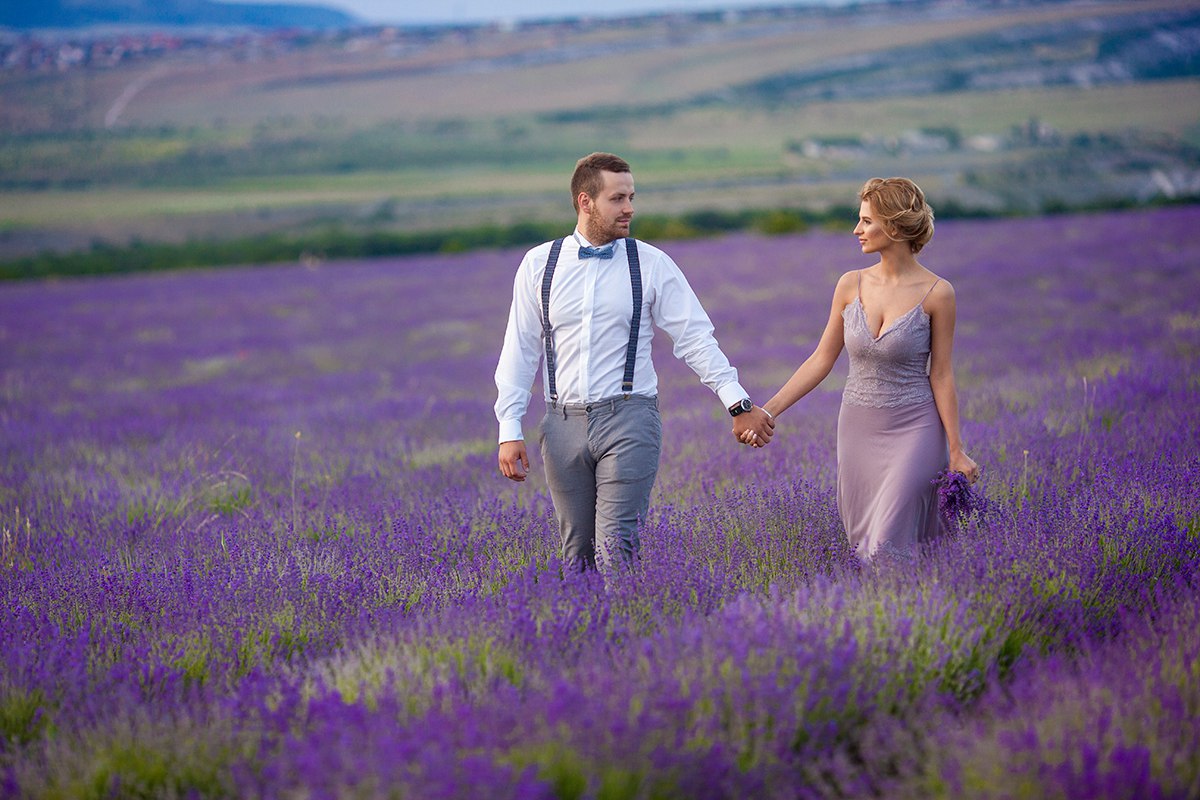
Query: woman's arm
xmin=927 ymin=280 xmax=979 ymax=481
xmin=760 ymin=271 xmax=855 ymax=420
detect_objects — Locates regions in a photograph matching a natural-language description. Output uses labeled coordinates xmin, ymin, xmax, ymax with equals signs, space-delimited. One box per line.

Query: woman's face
xmin=853 ymin=200 xmax=898 ymax=255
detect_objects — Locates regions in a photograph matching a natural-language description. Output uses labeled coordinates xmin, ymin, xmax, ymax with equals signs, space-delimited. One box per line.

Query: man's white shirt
xmin=494 ymin=231 xmax=748 ymax=443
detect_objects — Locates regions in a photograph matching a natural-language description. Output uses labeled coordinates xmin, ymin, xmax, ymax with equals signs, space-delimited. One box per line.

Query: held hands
xmin=733 ymin=407 xmax=775 ymax=448
xmin=498 ymin=440 xmax=529 ymax=482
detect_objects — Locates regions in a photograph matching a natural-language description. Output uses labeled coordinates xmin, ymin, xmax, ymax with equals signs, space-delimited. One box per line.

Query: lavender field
xmin=2 ymin=205 xmax=1199 ymax=799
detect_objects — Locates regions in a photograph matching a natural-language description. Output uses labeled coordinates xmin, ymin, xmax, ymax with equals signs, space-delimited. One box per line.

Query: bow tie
xmin=578 ymin=243 xmax=616 ymax=260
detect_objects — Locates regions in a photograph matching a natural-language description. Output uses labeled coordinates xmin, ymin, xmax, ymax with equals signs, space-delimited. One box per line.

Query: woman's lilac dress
xmin=837 ymin=273 xmax=948 ymax=561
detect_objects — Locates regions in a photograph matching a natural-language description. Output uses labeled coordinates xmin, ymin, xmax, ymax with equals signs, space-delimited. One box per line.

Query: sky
xmin=272 ymin=0 xmax=828 ymax=25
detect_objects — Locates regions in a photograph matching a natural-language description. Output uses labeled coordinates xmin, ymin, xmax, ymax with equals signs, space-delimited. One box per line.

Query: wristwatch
xmin=729 ymin=398 xmax=754 ymax=417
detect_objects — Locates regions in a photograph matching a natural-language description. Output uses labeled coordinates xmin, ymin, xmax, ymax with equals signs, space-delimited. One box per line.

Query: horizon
xmin=224 ymin=0 xmax=841 ymax=26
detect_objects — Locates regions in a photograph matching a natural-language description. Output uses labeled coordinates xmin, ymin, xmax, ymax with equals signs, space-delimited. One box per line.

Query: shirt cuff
xmin=716 ymin=382 xmax=750 ymax=412
xmin=498 ymin=419 xmax=525 ymax=444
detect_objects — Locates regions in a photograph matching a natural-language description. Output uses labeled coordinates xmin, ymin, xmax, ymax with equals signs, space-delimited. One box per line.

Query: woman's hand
xmin=732 ymin=407 xmax=773 ymax=448
xmin=949 ymin=449 xmax=980 ymax=483
xmin=739 ymin=429 xmax=762 ymax=448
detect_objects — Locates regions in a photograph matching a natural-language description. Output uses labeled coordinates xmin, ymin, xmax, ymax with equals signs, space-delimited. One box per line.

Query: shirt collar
xmin=573 ymin=229 xmax=621 ymax=252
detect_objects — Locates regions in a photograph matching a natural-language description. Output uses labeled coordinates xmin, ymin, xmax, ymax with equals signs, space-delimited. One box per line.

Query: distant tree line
xmin=1 ymin=207 xmax=822 ymax=280
xmin=6 ymin=196 xmax=1199 ymax=282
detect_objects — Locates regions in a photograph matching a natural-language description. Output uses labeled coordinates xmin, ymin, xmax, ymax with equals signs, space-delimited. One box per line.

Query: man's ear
xmin=577 ymin=192 xmax=593 ymax=215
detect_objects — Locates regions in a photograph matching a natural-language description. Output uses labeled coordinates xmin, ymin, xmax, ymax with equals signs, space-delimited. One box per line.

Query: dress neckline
xmin=851 ymin=296 xmax=929 ymax=342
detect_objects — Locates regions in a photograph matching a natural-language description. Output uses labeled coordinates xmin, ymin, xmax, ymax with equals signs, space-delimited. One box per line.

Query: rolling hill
xmin=0 ymin=0 xmax=356 ymax=30
xmin=1 ymin=0 xmax=1199 ymax=270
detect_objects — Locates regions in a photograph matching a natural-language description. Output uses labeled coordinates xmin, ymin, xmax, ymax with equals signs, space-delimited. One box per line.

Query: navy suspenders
xmin=540 ymin=239 xmax=564 ymax=402
xmin=541 ymin=237 xmax=642 ymax=403
xmin=622 ymin=239 xmax=643 ymax=395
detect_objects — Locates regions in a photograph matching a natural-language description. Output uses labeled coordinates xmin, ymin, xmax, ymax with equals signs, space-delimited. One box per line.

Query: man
xmin=495 ymin=152 xmax=773 ymax=571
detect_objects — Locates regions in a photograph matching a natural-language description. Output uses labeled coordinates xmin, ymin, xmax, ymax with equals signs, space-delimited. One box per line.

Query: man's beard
xmin=585 ymin=215 xmax=629 ymax=245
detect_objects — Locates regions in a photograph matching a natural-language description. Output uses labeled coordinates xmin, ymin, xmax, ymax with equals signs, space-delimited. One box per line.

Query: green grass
xmin=3 ymin=75 xmax=1196 ymax=243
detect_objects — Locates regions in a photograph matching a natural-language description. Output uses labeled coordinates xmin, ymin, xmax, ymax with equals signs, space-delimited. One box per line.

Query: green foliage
xmin=0 ymin=198 xmax=1024 ymax=280
xmin=539 ymin=746 xmax=589 ymax=800
xmin=0 ymin=688 xmax=49 ymax=747
xmin=39 ymin=725 xmax=240 ymax=800
xmin=0 ymin=122 xmax=582 ymax=190
xmin=207 ymin=484 xmax=253 ymax=516
xmin=753 ymin=209 xmax=809 ymax=235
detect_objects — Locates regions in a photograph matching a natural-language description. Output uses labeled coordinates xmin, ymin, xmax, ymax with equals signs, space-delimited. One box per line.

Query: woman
xmin=746 ymin=177 xmax=978 ymax=561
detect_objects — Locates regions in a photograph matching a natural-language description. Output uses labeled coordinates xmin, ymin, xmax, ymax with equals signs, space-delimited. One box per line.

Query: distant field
xmin=4 ymin=79 xmax=1196 ymax=234
xmin=629 ymin=79 xmax=1200 ymax=148
xmin=1 ymin=0 xmax=1198 ymax=261
xmin=47 ymin=0 xmax=1183 ymax=130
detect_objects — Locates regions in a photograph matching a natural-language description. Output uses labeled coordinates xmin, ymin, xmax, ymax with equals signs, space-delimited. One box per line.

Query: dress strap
xmin=919 ymin=278 xmax=940 ymax=304
xmin=857 ymin=270 xmax=863 ymax=300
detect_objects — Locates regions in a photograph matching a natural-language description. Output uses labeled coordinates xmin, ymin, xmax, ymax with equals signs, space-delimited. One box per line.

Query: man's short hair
xmin=571 ymin=152 xmax=631 ymax=213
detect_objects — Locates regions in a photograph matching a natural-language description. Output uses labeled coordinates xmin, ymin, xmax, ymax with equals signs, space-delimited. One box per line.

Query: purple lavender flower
xmin=932 ymin=469 xmax=987 ymax=527
xmin=1 ymin=206 xmax=1199 ymax=796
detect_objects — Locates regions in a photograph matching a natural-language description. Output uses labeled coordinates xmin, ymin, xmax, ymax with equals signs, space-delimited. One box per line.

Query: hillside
xmin=0 ymin=0 xmax=356 ymax=30
xmin=1 ymin=0 xmax=1199 ymax=269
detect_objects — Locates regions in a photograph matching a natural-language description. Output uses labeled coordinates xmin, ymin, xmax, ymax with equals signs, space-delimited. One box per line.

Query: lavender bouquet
xmin=932 ymin=468 xmax=987 ymax=529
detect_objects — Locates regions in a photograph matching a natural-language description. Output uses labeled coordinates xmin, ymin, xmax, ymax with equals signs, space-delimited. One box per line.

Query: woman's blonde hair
xmin=858 ymin=177 xmax=935 ymax=253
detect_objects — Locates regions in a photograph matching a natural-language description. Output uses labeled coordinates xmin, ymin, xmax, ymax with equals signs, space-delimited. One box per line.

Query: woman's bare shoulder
xmin=925 ymin=274 xmax=956 ymax=312
xmin=833 ymin=269 xmax=861 ymax=298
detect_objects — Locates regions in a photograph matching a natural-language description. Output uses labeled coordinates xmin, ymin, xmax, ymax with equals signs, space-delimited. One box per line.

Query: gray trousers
xmin=538 ymin=395 xmax=661 ymax=572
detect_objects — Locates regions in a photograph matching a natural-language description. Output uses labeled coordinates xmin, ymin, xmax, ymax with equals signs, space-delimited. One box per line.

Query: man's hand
xmin=498 ymin=440 xmax=530 ymax=481
xmin=732 ymin=407 xmax=774 ymax=448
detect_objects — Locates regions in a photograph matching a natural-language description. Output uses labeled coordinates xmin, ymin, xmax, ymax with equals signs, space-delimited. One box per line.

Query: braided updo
xmin=858 ymin=177 xmax=935 ymax=253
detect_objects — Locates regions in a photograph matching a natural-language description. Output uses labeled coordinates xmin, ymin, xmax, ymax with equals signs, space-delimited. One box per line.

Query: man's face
xmin=582 ymin=170 xmax=635 ymax=245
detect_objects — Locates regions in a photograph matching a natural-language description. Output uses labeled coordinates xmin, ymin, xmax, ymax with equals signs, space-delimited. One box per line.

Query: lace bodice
xmin=841 ymin=295 xmax=934 ymax=408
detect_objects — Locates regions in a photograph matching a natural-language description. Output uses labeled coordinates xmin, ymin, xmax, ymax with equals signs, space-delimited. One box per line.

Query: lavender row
xmin=2 ymin=206 xmax=1199 ymax=797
